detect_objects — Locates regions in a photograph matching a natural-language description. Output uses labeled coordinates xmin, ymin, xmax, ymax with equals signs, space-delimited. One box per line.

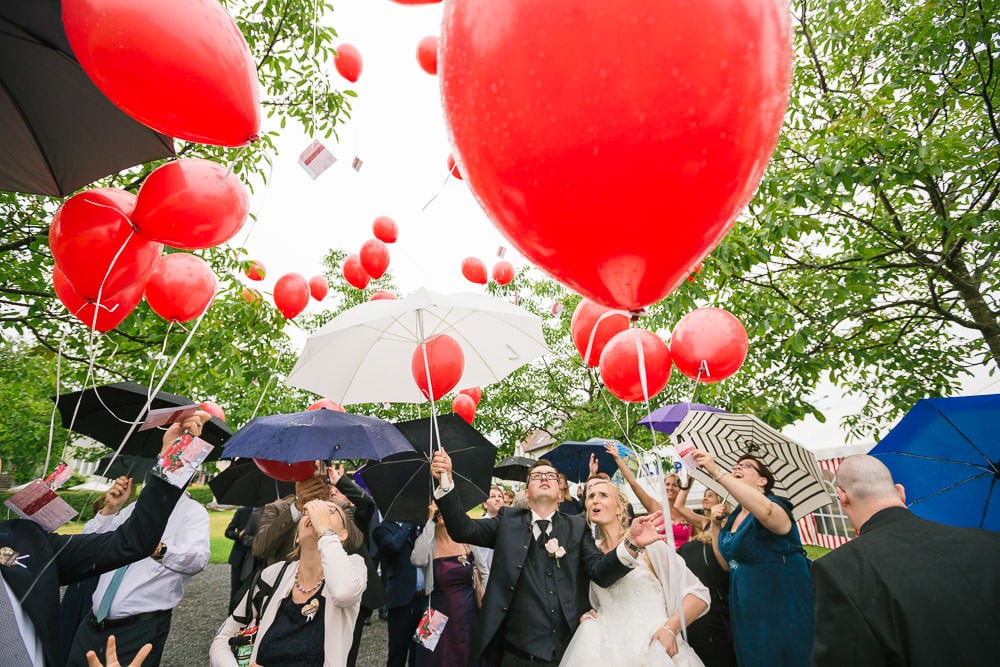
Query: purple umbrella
xmin=638 ymin=402 xmax=728 ymax=435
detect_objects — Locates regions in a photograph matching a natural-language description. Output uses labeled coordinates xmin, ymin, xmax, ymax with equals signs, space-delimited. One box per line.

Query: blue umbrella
xmin=221 ymin=408 xmax=415 ymax=463
xmin=870 ymin=394 xmax=1000 ymax=531
xmin=638 ymin=402 xmax=727 ymax=434
xmin=544 ymin=441 xmax=619 ymax=482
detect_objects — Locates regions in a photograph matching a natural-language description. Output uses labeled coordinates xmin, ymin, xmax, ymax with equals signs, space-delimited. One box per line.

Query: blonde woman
xmin=560 ymin=480 xmax=710 ymax=666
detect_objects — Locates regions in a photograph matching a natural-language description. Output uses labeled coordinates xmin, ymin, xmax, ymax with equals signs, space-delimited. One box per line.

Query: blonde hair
xmin=586 ymin=479 xmax=630 ymax=540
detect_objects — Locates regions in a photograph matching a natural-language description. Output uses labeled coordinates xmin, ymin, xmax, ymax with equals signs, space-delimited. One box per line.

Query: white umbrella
xmin=671 ymin=411 xmax=829 ymax=520
xmin=286 ymin=288 xmax=550 ymax=405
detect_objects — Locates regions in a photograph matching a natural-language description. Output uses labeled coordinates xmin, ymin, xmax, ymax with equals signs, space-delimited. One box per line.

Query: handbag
xmin=228 ymin=561 xmax=291 ymax=666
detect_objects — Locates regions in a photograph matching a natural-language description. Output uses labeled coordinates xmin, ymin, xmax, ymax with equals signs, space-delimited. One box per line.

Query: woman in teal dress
xmin=692 ymin=451 xmax=814 ymax=667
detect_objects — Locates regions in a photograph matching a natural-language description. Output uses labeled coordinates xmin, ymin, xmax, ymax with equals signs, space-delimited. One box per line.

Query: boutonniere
xmin=544 ymin=538 xmax=566 ymax=567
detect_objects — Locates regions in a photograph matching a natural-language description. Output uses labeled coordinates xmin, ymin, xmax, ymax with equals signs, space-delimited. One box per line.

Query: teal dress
xmin=718 ymin=496 xmax=814 ymax=667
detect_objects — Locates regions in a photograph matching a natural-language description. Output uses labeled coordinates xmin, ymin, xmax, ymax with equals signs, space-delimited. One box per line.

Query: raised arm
xmin=605 ymin=442 xmax=662 ymax=513
xmin=673 ymin=486 xmax=707 ymax=529
xmin=691 ymin=450 xmax=792 ymax=535
xmin=430 ymin=450 xmax=501 ymax=548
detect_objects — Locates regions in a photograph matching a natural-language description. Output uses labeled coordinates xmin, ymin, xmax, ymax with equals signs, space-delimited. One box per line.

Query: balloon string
xmin=310 ymin=0 xmax=319 ymax=131
xmin=42 ymin=333 xmax=66 ymax=477
xmin=420 ymin=171 xmax=453 ymax=212
xmin=251 ymin=351 xmax=284 ymax=420
xmin=416 ymin=311 xmax=448 ymax=490
xmin=687 ymin=360 xmax=708 ymax=403
xmin=582 ymin=308 xmax=630 ymax=366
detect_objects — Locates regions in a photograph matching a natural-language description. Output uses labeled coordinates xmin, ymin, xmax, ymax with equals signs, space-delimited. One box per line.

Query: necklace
xmin=294 ymin=569 xmax=324 ymax=595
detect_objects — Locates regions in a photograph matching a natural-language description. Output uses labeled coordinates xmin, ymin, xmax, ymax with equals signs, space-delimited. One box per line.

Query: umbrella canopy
xmin=221 ymin=408 xmax=414 ymax=464
xmin=95 ymin=454 xmax=156 ymax=482
xmin=869 ymin=394 xmax=1000 ymax=531
xmin=671 ymin=411 xmax=828 ymax=520
xmin=54 ymin=382 xmax=231 ymax=460
xmin=639 ymin=402 xmax=728 ymax=435
xmin=286 ymin=288 xmax=549 ymax=405
xmin=493 ymin=455 xmax=536 ymax=483
xmin=208 ymin=460 xmax=295 ymax=507
xmin=544 ymin=441 xmax=619 ymax=483
xmin=359 ymin=414 xmax=497 ymax=524
xmin=0 ymin=1 xmax=174 ymax=196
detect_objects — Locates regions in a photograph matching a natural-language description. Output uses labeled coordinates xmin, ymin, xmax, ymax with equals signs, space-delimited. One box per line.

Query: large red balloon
xmin=452 ymin=394 xmax=476 ymax=424
xmin=307 ymin=399 xmax=346 ymax=412
xmin=411 ymin=334 xmax=465 ymax=401
xmin=132 ymin=159 xmax=249 ymax=250
xmin=417 ymin=36 xmax=439 ymax=75
xmin=254 ymin=458 xmax=315 ymax=482
xmin=458 ymin=386 xmax=482 ymax=406
xmin=52 ymin=266 xmax=144 ymax=332
xmin=335 ymin=44 xmax=363 ymax=83
xmin=274 ymin=273 xmax=310 ymax=319
xmin=570 ymin=299 xmax=630 ymax=367
xmin=62 ymin=0 xmax=260 ymax=146
xmin=441 ymin=0 xmax=792 ymax=311
xmin=598 ymin=329 xmax=672 ymax=403
xmin=491 ymin=260 xmax=515 ymax=286
xmin=309 ymin=276 xmax=329 ymax=301
xmin=372 ymin=216 xmax=398 ymax=243
xmin=49 ymin=188 xmax=162 ymax=302
xmin=360 ymin=239 xmax=390 ymax=279
xmin=461 ymin=257 xmax=487 ymax=285
xmin=671 ymin=308 xmax=749 ymax=382
xmin=144 ymin=253 xmax=217 ymax=322
xmin=343 ymin=254 xmax=371 ymax=290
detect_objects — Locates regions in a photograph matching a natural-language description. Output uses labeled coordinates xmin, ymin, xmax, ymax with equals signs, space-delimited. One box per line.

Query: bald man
xmin=811 ymin=454 xmax=1000 ymax=666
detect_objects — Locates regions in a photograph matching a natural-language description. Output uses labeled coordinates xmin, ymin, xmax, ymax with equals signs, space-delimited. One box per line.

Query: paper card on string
xmin=351 ymin=156 xmax=363 ymax=172
xmin=43 ymin=461 xmax=74 ymax=490
xmin=413 ymin=607 xmax=449 ymax=651
xmin=5 ymin=480 xmax=78 ymax=532
xmin=151 ymin=433 xmax=214 ymax=488
xmin=550 ymin=302 xmax=565 ymax=317
xmin=139 ymin=404 xmax=200 ymax=431
xmin=299 ymin=140 xmax=337 ymax=180
xmin=496 ymin=246 xmax=507 ymax=258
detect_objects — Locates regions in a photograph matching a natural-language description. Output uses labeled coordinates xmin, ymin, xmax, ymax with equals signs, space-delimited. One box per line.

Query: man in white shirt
xmin=65 ymin=476 xmax=210 ymax=666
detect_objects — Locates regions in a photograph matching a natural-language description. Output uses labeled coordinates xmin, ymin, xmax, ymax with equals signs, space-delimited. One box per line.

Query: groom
xmin=431 ymin=452 xmax=664 ymax=665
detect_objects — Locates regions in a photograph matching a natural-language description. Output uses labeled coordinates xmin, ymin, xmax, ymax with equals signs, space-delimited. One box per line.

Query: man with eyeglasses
xmin=430 ymin=452 xmax=666 ymax=666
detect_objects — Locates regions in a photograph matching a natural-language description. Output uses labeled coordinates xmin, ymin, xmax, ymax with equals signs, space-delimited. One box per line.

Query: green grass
xmin=804 ymin=544 xmax=832 ymax=560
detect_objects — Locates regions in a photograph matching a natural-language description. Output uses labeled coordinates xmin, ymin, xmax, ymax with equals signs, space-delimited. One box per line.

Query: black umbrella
xmin=95 ymin=454 xmax=156 ymax=482
xmin=359 ymin=414 xmax=498 ymax=524
xmin=54 ymin=381 xmax=231 ymax=460
xmin=208 ymin=460 xmax=295 ymax=507
xmin=493 ymin=455 xmax=536 ymax=482
xmin=0 ymin=1 xmax=174 ymax=196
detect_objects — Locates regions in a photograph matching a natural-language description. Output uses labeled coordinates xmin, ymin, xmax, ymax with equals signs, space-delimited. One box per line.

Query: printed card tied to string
xmin=139 ymin=404 xmax=200 ymax=431
xmin=298 ymin=139 xmax=337 ymax=180
xmin=413 ymin=607 xmax=449 ymax=651
xmin=151 ymin=432 xmax=214 ymax=488
xmin=5 ymin=462 xmax=79 ymax=532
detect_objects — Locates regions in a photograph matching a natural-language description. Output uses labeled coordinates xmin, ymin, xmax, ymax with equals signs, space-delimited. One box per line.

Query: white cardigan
xmin=411 ymin=518 xmax=489 ymax=596
xmin=209 ymin=534 xmax=367 ymax=667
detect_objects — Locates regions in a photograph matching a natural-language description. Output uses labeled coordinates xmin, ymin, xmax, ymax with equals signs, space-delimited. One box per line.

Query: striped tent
xmin=671 ymin=411 xmax=829 ymax=520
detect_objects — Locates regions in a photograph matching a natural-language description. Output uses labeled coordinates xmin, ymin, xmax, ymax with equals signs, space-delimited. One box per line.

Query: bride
xmin=561 ymin=479 xmax=710 ymax=667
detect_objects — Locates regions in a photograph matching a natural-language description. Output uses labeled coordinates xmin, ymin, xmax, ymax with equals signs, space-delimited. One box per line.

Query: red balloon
xmin=570 ymin=299 xmax=630 ymax=367
xmin=671 ymin=308 xmax=749 ymax=382
xmin=144 ymin=253 xmax=217 ymax=322
xmin=132 ymin=159 xmax=249 ymax=250
xmin=274 ymin=273 xmax=310 ymax=319
xmin=49 ymin=188 xmax=162 ymax=302
xmin=458 ymin=386 xmax=482 ymax=406
xmin=461 ymin=257 xmax=487 ymax=285
xmin=372 ymin=216 xmax=399 ymax=244
xmin=447 ymin=154 xmax=463 ymax=180
xmin=598 ymin=328 xmax=672 ymax=402
xmin=441 ymin=0 xmax=792 ymax=311
xmin=360 ymin=239 xmax=390 ymax=280
xmin=369 ymin=290 xmax=398 ymax=301
xmin=244 ymin=260 xmax=266 ymax=281
xmin=62 ymin=0 xmax=260 ymax=146
xmin=200 ymin=401 xmax=226 ymax=421
xmin=343 ymin=254 xmax=371 ymax=290
xmin=452 ymin=394 xmax=476 ymax=424
xmin=52 ymin=266 xmax=144 ymax=332
xmin=411 ymin=334 xmax=465 ymax=401
xmin=335 ymin=43 xmax=363 ymax=83
xmin=241 ymin=287 xmax=262 ymax=304
xmin=491 ymin=260 xmax=515 ymax=285
xmin=307 ymin=399 xmax=346 ymax=412
xmin=254 ymin=458 xmax=315 ymax=482
xmin=391 ymin=0 xmax=441 ymax=4
xmin=309 ymin=276 xmax=329 ymax=301
xmin=417 ymin=36 xmax=439 ymax=75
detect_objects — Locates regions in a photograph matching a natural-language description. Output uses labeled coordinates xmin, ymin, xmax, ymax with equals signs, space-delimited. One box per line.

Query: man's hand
xmin=430 ymin=450 xmax=452 ymax=482
xmin=295 ymin=475 xmax=329 ymax=512
xmin=159 ymin=409 xmax=211 ymax=456
xmin=100 ymin=477 xmax=133 ymax=516
xmin=327 ymin=464 xmax=344 ymax=485
xmin=86 ymin=635 xmax=152 ymax=667
xmin=628 ymin=510 xmax=668 ymax=547
xmin=588 ymin=453 xmax=600 ymax=477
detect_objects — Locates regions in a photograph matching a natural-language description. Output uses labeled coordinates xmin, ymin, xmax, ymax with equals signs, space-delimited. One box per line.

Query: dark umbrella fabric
xmin=221 ymin=408 xmax=414 ymax=463
xmin=0 ymin=1 xmax=174 ymax=196
xmin=95 ymin=454 xmax=156 ymax=482
xmin=870 ymin=394 xmax=1000 ymax=531
xmin=544 ymin=441 xmax=618 ymax=482
xmin=360 ymin=414 xmax=498 ymax=524
xmin=54 ymin=382 xmax=231 ymax=460
xmin=638 ymin=402 xmax=728 ymax=435
xmin=208 ymin=460 xmax=295 ymax=507
xmin=493 ymin=455 xmax=536 ymax=482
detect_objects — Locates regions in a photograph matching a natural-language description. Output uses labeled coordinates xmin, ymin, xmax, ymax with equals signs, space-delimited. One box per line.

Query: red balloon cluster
xmin=599 ymin=328 xmax=672 ymax=402
xmin=254 ymin=458 xmax=315 ymax=482
xmin=372 ymin=216 xmax=399 ymax=243
xmin=309 ymin=276 xmax=329 ymax=301
xmin=570 ymin=300 xmax=630 ymax=366
xmin=411 ymin=334 xmax=464 ymax=401
xmin=144 ymin=253 xmax=217 ymax=322
xmin=335 ymin=44 xmax=363 ymax=83
xmin=308 ymin=399 xmax=346 ymax=412
xmin=417 ymin=36 xmax=439 ymax=75
xmin=273 ymin=273 xmax=310 ymax=319
xmin=461 ymin=257 xmax=487 ymax=285
xmin=671 ymin=308 xmax=748 ymax=382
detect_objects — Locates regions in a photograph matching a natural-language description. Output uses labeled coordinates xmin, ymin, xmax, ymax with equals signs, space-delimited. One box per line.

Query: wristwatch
xmin=151 ymin=542 xmax=167 ymax=560
xmin=623 ymin=536 xmax=644 ymax=554
xmin=319 ymin=529 xmax=339 ymax=539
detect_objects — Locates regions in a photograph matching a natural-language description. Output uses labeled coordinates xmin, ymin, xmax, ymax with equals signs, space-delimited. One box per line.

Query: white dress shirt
xmin=85 ymin=493 xmax=210 ymax=619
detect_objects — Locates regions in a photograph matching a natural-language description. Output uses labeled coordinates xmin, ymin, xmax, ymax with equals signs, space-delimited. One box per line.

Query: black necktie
xmin=535 ymin=519 xmax=550 ymax=548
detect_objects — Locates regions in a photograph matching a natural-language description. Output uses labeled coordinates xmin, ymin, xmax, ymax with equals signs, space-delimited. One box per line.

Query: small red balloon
xmin=671 ymin=308 xmax=749 ymax=383
xmin=447 ymin=154 xmax=463 ymax=180
xmin=360 ymin=239 xmax=390 ymax=280
xmin=241 ymin=287 xmax=262 ymax=304
xmin=417 ymin=36 xmax=439 ymax=75
xmin=144 ymin=253 xmax=217 ymax=323
xmin=452 ymin=394 xmax=476 ymax=424
xmin=274 ymin=273 xmax=310 ymax=319
xmin=458 ymin=386 xmax=482 ymax=406
xmin=411 ymin=334 xmax=465 ymax=401
xmin=335 ymin=43 xmax=363 ymax=83
xmin=52 ymin=265 xmax=144 ymax=332
xmin=599 ymin=329 xmax=672 ymax=403
xmin=254 ymin=458 xmax=315 ymax=482
xmin=309 ymin=276 xmax=329 ymax=301
xmin=307 ymin=399 xmax=346 ymax=412
xmin=200 ymin=401 xmax=226 ymax=421
xmin=570 ymin=299 xmax=630 ymax=367
xmin=372 ymin=216 xmax=398 ymax=244
xmin=343 ymin=254 xmax=371 ymax=290
xmin=369 ymin=290 xmax=398 ymax=301
xmin=244 ymin=260 xmax=266 ymax=281
xmin=491 ymin=260 xmax=515 ymax=285
xmin=461 ymin=257 xmax=487 ymax=285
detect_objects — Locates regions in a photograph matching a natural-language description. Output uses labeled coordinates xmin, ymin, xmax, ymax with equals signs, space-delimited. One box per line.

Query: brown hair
xmin=738 ymin=454 xmax=775 ymax=495
xmin=528 ymin=458 xmax=555 ymax=475
xmin=289 ymin=499 xmax=364 ymax=559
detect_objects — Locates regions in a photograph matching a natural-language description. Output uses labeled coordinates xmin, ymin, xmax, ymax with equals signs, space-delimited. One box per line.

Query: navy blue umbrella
xmin=221 ymin=408 xmax=415 ymax=463
xmin=638 ymin=402 xmax=727 ymax=435
xmin=870 ymin=394 xmax=1000 ymax=531
xmin=543 ymin=441 xmax=619 ymax=482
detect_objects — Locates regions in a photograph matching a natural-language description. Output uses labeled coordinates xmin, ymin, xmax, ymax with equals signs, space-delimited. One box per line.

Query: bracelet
xmin=623 ymin=536 xmax=644 ymax=553
xmin=663 ymin=625 xmax=676 ymax=635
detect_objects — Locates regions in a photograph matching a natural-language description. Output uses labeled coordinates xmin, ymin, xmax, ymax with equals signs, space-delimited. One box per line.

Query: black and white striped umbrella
xmin=671 ymin=411 xmax=829 ymax=519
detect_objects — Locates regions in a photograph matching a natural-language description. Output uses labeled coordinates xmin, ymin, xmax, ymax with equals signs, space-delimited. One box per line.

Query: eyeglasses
xmin=528 ymin=472 xmax=559 ymax=481
xmin=734 ymin=462 xmax=760 ymax=472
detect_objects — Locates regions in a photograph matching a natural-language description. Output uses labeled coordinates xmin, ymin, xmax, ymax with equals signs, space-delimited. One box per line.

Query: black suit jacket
xmin=372 ymin=520 xmax=419 ymax=609
xmin=0 ymin=475 xmax=182 ymax=667
xmin=225 ymin=505 xmax=253 ymax=566
xmin=437 ymin=488 xmax=632 ymax=661
xmin=811 ymin=506 xmax=1000 ymax=666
